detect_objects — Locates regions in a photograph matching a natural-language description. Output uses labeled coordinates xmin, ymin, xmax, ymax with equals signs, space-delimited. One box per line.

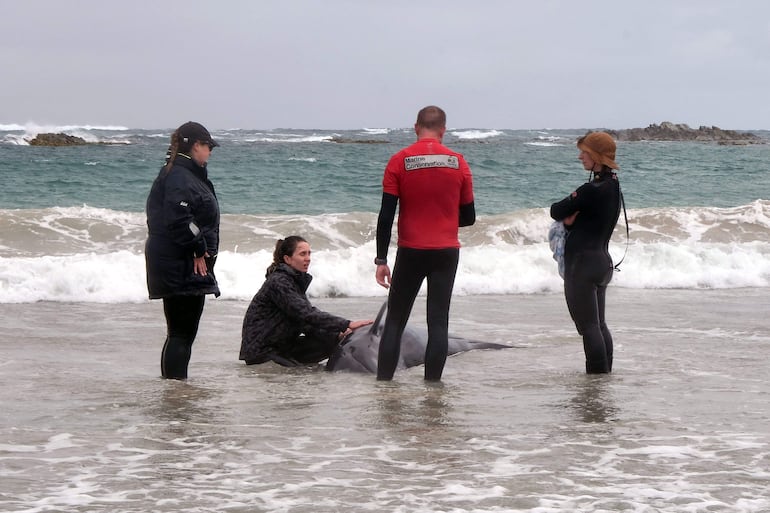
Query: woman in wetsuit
xmin=239 ymin=236 xmax=371 ymax=366
xmin=550 ymin=131 xmax=621 ymax=374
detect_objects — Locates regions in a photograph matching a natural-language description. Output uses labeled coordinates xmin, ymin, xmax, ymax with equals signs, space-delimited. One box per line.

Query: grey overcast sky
xmin=2 ymin=1 xmax=769 ymax=130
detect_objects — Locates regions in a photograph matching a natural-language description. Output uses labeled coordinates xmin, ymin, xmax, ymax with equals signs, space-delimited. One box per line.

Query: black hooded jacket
xmin=145 ymin=154 xmax=220 ymax=299
xmin=240 ymin=263 xmax=350 ymax=363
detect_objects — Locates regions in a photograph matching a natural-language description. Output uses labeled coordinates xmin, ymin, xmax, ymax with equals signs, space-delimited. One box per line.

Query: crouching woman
xmin=239 ymin=236 xmax=372 ymax=366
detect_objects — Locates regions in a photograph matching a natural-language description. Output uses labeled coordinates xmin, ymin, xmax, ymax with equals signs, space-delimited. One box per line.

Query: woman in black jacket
xmin=145 ymin=121 xmax=220 ymax=379
xmin=550 ymin=131 xmax=621 ymax=374
xmin=240 ymin=236 xmax=372 ymax=366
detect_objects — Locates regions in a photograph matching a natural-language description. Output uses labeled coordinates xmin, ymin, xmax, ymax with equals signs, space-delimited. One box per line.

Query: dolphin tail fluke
xmin=447 ymin=336 xmax=512 ymax=355
xmin=469 ymin=340 xmax=511 ymax=350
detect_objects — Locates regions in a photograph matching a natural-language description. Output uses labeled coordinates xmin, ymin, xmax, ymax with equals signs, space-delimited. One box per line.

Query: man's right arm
xmin=375 ymin=192 xmax=398 ymax=262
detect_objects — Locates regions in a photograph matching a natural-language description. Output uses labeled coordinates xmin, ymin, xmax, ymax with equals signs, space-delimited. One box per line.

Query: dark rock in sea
xmin=605 ymin=122 xmax=763 ymax=145
xmin=27 ymin=133 xmax=89 ymax=146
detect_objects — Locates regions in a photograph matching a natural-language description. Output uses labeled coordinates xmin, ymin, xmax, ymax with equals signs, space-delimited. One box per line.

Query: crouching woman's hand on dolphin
xmin=339 ymin=319 xmax=374 ymax=340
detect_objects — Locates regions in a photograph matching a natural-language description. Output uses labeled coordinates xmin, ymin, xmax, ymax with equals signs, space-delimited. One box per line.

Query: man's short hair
xmin=416 ymin=106 xmax=446 ymax=130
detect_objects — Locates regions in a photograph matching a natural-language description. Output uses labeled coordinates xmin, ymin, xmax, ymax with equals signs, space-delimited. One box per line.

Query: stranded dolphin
xmin=325 ymin=302 xmax=510 ymax=373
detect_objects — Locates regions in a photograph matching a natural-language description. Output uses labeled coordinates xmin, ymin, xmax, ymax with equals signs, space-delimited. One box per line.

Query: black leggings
xmin=377 ymin=247 xmax=459 ymax=381
xmin=161 ymin=295 xmax=206 ymax=379
xmin=563 ymin=251 xmax=614 ymax=374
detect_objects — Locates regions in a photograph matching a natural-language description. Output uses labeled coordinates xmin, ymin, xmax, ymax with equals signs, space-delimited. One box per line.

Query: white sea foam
xmin=0 ymin=122 xmax=133 ymax=145
xmin=3 ymin=134 xmax=30 ymax=145
xmin=450 ymin=129 xmax=504 ymax=140
xmin=1 ymin=235 xmax=768 ymax=303
xmin=0 ymin=123 xmax=130 ymax=132
xmin=244 ymin=134 xmax=335 ymax=143
xmin=524 ymin=141 xmax=564 ymax=147
xmin=0 ymin=123 xmax=27 ymax=131
xmin=2 ymin=202 xmax=769 ymax=303
xmin=243 ymin=132 xmax=337 ymax=143
xmin=525 ymin=134 xmax=569 ymax=147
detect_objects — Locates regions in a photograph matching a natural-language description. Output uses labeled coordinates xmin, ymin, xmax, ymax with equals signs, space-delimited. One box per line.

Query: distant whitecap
xmin=450 ymin=129 xmax=504 ymax=140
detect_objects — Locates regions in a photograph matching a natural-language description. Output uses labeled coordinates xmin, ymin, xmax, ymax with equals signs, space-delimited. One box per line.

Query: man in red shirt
xmin=374 ymin=105 xmax=476 ymax=381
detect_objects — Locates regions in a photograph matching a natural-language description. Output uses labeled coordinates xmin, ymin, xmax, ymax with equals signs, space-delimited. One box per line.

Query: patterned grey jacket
xmin=239 ymin=263 xmax=350 ymax=363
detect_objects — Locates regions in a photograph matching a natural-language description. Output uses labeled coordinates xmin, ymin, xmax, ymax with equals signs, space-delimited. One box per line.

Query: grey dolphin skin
xmin=325 ymin=302 xmax=510 ymax=373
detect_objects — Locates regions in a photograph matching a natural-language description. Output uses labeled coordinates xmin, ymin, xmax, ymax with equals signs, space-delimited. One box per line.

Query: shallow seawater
xmin=2 ymin=290 xmax=769 ymax=512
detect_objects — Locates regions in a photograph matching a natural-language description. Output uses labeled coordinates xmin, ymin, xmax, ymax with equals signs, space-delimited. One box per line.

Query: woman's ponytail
xmin=164 ymin=129 xmax=180 ymax=173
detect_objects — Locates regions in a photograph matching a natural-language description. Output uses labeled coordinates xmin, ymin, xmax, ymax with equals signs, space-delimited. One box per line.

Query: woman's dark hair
xmin=163 ymin=126 xmax=196 ymax=172
xmin=164 ymin=130 xmax=180 ymax=172
xmin=265 ymin=236 xmax=307 ymax=277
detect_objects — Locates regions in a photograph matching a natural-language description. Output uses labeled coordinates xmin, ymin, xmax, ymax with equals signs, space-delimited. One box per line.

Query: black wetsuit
xmin=550 ymin=170 xmax=621 ymax=373
xmin=377 ymin=245 xmax=460 ymax=380
xmin=375 ymin=193 xmax=475 ymax=381
xmin=374 ymin=135 xmax=475 ymax=381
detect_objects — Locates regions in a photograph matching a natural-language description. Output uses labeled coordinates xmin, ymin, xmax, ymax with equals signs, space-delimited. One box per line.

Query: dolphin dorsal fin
xmin=370 ymin=302 xmax=387 ymax=335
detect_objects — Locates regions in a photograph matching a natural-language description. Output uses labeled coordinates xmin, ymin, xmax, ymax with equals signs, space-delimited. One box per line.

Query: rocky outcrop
xmin=27 ymin=133 xmax=88 ymax=146
xmin=605 ymin=122 xmax=762 ymax=145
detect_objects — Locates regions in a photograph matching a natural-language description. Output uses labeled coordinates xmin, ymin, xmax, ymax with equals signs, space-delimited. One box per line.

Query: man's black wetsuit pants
xmin=377 ymin=247 xmax=459 ymax=381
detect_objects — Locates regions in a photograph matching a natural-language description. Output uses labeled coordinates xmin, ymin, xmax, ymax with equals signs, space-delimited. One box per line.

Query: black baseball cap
xmin=178 ymin=121 xmax=219 ymax=148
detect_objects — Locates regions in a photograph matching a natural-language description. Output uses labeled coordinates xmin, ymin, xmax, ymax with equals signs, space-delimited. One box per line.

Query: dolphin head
xmin=325 ymin=303 xmax=388 ymax=373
